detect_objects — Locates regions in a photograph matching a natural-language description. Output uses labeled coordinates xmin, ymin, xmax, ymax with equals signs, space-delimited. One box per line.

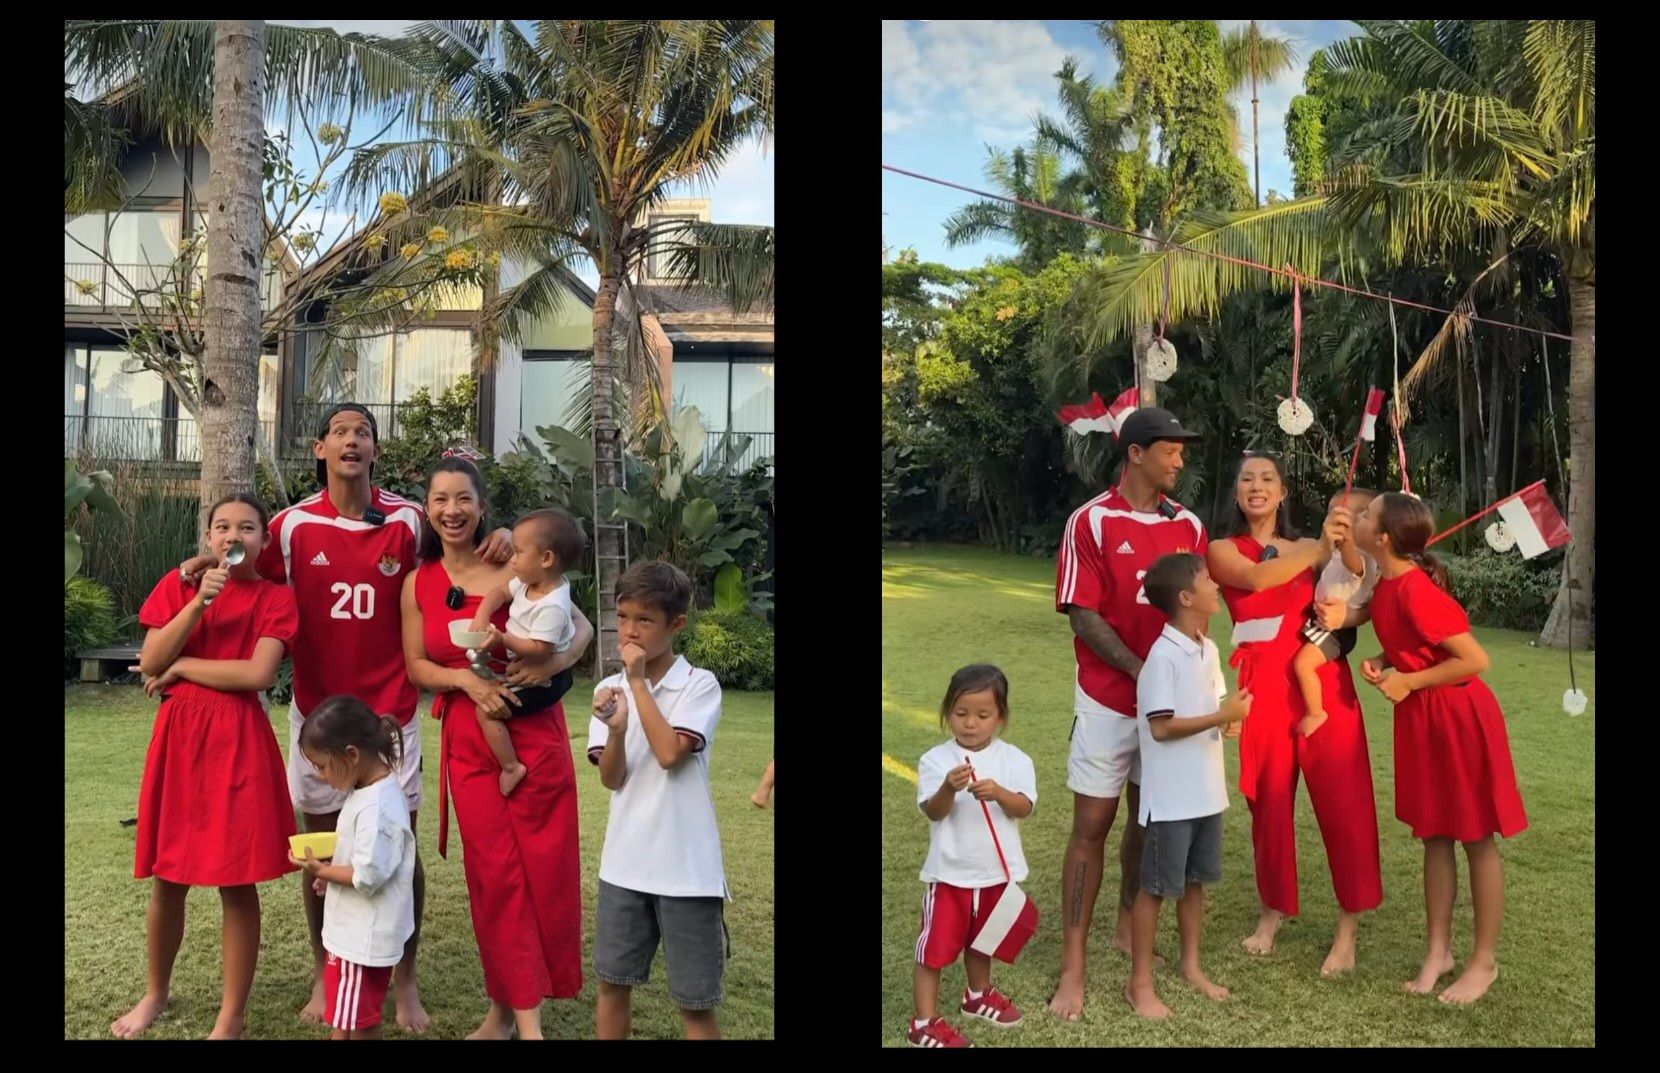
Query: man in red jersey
xmin=1047 ymin=407 xmax=1206 ymax=1021
xmin=182 ymin=403 xmax=593 ymax=1031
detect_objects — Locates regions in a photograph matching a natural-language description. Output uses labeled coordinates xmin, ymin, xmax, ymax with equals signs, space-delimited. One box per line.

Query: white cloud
xmin=884 ymin=20 xmax=1070 ymax=144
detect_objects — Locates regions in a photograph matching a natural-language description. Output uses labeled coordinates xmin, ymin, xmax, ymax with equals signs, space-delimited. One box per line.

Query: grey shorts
xmin=594 ymin=879 xmax=729 ymax=1010
xmin=1140 ymin=812 xmax=1223 ymax=898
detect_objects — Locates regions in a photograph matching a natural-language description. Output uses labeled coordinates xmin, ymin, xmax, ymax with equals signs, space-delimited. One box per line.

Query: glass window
xmin=65 ymin=214 xmax=108 ymax=297
xmin=649 ymin=215 xmax=696 ymax=280
xmin=106 ymin=210 xmax=182 ymax=302
xmin=520 ymin=355 xmax=587 ymax=442
xmin=730 ymin=361 xmax=774 ymax=434
xmin=395 ymin=329 xmax=472 ymax=402
xmin=673 ymin=360 xmax=729 ymax=434
xmin=86 ymin=348 xmax=168 ymax=459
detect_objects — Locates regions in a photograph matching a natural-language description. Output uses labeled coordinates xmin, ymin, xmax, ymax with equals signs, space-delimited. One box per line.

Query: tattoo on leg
xmin=1071 ymin=861 xmax=1086 ymax=926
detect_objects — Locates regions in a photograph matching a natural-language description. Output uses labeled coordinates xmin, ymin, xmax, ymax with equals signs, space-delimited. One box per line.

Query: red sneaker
xmin=907 ymin=1017 xmax=972 ymax=1048
xmin=961 ymin=987 xmax=1023 ymax=1027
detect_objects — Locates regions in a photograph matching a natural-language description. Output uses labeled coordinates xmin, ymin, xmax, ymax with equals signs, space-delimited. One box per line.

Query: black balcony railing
xmin=65 ymin=261 xmax=279 ymax=313
xmin=699 ymin=430 xmax=774 ymax=473
xmin=65 ymin=414 xmax=277 ymax=464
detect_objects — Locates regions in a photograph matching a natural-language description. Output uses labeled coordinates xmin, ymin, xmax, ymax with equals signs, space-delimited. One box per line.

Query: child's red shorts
xmin=325 ymin=951 xmax=393 ymax=1030
xmin=913 ymin=881 xmax=1010 ymax=969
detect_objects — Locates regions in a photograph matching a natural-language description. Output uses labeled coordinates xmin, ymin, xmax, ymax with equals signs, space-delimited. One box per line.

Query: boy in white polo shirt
xmin=587 ymin=561 xmax=727 ymax=1040
xmin=1126 ymin=553 xmax=1251 ymax=1020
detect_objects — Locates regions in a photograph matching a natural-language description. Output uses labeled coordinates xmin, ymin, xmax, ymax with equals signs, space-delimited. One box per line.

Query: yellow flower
xmin=400 ymin=242 xmax=422 ymax=258
xmin=445 ymin=249 xmax=473 ymax=271
xmin=486 ymin=250 xmax=501 ymax=268
xmin=995 ymin=305 xmax=1017 ymax=321
xmin=292 ymin=232 xmax=318 ymax=253
xmin=75 ymin=279 xmax=97 ymax=296
xmin=427 ymin=226 xmax=448 ymax=244
xmin=317 ymin=123 xmax=343 ymax=145
xmin=364 ymin=232 xmax=387 ymax=252
xmin=379 ymin=192 xmax=408 ymax=215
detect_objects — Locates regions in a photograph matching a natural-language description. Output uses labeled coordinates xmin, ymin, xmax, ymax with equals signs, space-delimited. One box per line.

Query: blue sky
xmin=882 ymin=20 xmax=1356 ymax=268
xmin=271 ymin=20 xmax=774 ymax=288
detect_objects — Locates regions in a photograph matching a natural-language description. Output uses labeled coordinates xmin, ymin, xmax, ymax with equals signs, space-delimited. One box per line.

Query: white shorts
xmin=287 ymin=704 xmax=424 ymax=816
xmin=1066 ymin=685 xmax=1141 ymax=799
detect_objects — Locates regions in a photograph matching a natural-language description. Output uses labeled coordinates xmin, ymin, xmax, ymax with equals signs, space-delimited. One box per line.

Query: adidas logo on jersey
xmin=1116 ymin=541 xmax=1135 ymax=555
xmin=310 ymin=551 xmax=331 ymax=566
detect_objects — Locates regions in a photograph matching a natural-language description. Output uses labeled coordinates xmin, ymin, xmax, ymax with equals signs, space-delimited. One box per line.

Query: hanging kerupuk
xmin=1277 ymin=266 xmax=1312 ymax=435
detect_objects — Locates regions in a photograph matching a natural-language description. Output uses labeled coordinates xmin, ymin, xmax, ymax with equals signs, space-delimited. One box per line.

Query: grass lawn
xmin=883 ymin=544 xmax=1593 ymax=1047
xmin=65 ymin=680 xmax=774 ymax=1040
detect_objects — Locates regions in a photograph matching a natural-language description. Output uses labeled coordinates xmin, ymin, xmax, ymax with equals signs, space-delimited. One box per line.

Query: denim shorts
xmin=594 ymin=879 xmax=729 ymax=1010
xmin=1140 ymin=812 xmax=1223 ymax=898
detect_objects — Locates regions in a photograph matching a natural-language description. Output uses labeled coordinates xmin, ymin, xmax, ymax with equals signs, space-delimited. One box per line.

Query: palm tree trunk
xmin=1250 ymin=26 xmax=1261 ymax=209
xmin=1509 ymin=352 xmax=1521 ymax=495
xmin=1456 ymin=347 xmax=1469 ymax=517
xmin=1484 ymin=341 xmax=1502 ymax=506
xmin=592 ymin=262 xmax=625 ymax=671
xmin=198 ymin=20 xmax=267 ymax=534
xmin=1540 ymin=272 xmax=1594 ymax=649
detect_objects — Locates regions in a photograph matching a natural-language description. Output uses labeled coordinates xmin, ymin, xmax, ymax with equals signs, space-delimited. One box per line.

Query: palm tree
xmin=1054 ymin=20 xmax=1594 ymax=647
xmin=941 ymin=141 xmax=1089 ymax=268
xmin=342 ymin=21 xmax=774 ymax=666
xmin=1222 ymin=21 xmax=1299 ymax=207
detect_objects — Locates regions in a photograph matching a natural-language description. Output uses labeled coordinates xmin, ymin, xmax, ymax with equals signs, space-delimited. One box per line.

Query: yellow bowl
xmin=289 ymin=832 xmax=337 ymax=860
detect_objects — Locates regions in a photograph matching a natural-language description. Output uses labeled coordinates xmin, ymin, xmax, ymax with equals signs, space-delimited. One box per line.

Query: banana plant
xmin=65 ymin=460 xmax=124 ymax=582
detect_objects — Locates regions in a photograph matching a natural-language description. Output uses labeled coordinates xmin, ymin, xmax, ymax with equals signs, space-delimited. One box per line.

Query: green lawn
xmin=65 ymin=681 xmax=774 ymax=1040
xmin=883 ymin=544 xmax=1593 ymax=1047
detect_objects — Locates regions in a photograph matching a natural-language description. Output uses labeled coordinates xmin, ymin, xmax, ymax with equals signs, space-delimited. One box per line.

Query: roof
xmin=642 ymin=284 xmax=773 ymax=320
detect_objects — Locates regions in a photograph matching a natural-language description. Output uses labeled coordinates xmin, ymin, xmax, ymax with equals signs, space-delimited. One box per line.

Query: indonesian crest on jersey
xmin=378 ymin=553 xmax=401 ymax=577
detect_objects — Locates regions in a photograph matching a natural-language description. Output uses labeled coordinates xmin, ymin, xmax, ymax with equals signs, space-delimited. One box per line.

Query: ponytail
xmin=300 ymin=695 xmax=403 ymax=772
xmin=1417 ymin=551 xmax=1451 ymax=593
xmin=378 ymin=715 xmax=404 ymax=771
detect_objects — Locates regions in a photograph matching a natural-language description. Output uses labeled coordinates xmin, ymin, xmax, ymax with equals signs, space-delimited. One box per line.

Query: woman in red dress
xmin=1356 ymin=492 xmax=1526 ymax=1006
xmin=399 ymin=457 xmax=589 ymax=1039
xmin=111 ymin=494 xmax=299 ymax=1039
xmin=1206 ymin=454 xmax=1383 ymax=977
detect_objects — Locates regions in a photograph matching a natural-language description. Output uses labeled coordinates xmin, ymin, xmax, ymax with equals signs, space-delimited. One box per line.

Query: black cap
xmin=1117 ymin=406 xmax=1203 ymax=449
xmin=315 ymin=403 xmax=379 ymax=485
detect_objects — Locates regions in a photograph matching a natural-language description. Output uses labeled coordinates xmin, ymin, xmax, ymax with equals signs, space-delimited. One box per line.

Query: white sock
xmin=965 ymin=987 xmax=984 ymax=1001
xmin=912 ymin=1017 xmax=934 ymax=1030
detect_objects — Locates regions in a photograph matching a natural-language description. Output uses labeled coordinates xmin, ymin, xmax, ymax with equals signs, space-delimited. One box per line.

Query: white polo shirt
xmin=587 ymin=656 xmax=727 ymax=899
xmin=321 ymin=775 xmax=417 ymax=968
xmin=507 ymin=576 xmax=575 ymax=651
xmin=1136 ymin=624 xmax=1229 ymax=825
xmin=916 ymin=737 xmax=1037 ymax=888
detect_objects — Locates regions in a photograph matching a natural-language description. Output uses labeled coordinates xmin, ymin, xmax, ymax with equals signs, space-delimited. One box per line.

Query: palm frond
xmin=657 ymin=222 xmax=774 ymax=314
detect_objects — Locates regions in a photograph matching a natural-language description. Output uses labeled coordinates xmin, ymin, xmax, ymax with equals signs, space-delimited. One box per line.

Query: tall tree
xmin=942 ymin=141 xmax=1090 ymax=269
xmin=1222 ymin=21 xmax=1298 ymax=207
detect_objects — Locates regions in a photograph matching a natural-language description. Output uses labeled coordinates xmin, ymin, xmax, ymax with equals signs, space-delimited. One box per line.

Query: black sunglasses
xmin=445 ymin=585 xmax=465 ymax=610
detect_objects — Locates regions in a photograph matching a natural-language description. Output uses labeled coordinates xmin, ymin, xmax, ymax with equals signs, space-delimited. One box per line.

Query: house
xmin=65 ymin=107 xmax=773 ymax=477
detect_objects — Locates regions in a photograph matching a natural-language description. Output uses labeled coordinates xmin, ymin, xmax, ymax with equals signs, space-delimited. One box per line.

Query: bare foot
xmin=1438 ymin=961 xmax=1498 ymax=1006
xmin=1299 ymin=711 xmax=1328 ymax=738
xmin=1321 ymin=918 xmax=1358 ymax=977
xmin=1124 ymin=980 xmax=1172 ymax=1020
xmin=299 ymin=975 xmax=328 ymax=1023
xmin=1047 ymin=972 xmax=1086 ymax=1021
xmin=206 ymin=1012 xmax=244 ymax=1039
xmin=466 ymin=1006 xmax=515 ymax=1040
xmin=499 ymin=763 xmax=528 ymax=797
xmin=1242 ymin=910 xmax=1283 ymax=955
xmin=1113 ymin=915 xmax=1167 ymax=967
xmin=750 ymin=789 xmax=772 ymax=808
xmin=395 ymin=979 xmax=431 ymax=1035
xmin=1180 ymin=963 xmax=1230 ymax=1001
xmin=1404 ymin=953 xmax=1456 ymax=995
xmin=111 ymin=992 xmax=168 ymax=1038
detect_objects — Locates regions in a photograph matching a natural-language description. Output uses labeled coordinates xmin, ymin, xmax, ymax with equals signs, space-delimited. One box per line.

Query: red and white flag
xmin=967 ymin=882 xmax=1039 ymax=963
xmin=1359 ymin=387 xmax=1385 ymax=441
xmin=1496 ymin=481 xmax=1572 ymax=559
xmin=1057 ymin=386 xmax=1139 ymax=438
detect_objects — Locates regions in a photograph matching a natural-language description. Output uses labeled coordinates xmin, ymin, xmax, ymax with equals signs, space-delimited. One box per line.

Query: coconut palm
xmin=1222 ymin=21 xmax=1299 ymax=207
xmin=339 ymin=20 xmax=774 ymax=665
xmin=1059 ymin=20 xmax=1593 ymax=647
xmin=941 ymin=141 xmax=1089 ymax=269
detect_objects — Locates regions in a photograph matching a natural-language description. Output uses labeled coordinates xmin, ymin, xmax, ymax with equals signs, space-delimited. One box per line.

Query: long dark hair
xmin=1373 ymin=492 xmax=1450 ymax=591
xmin=299 ymin=695 xmax=403 ymax=771
xmin=417 ymin=457 xmax=488 ymax=562
xmin=939 ymin=664 xmax=1010 ymax=728
xmin=1223 ymin=451 xmax=1300 ymax=541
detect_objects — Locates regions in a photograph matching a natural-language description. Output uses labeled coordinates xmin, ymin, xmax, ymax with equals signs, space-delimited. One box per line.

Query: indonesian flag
xmin=1496 ymin=481 xmax=1572 ymax=559
xmin=967 ymin=881 xmax=1040 ymax=963
xmin=1359 ymin=387 xmax=1385 ymax=441
xmin=1058 ymin=387 xmax=1139 ymax=438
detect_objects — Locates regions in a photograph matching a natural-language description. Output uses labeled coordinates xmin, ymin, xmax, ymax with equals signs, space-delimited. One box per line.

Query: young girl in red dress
xmin=1355 ymin=492 xmax=1527 ymax=1006
xmin=110 ymin=493 xmax=300 ymax=1039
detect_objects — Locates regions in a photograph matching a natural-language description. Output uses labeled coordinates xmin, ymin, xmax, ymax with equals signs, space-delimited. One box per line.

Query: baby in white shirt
xmin=468 ymin=507 xmax=585 ymax=795
xmin=1294 ymin=490 xmax=1379 ymax=738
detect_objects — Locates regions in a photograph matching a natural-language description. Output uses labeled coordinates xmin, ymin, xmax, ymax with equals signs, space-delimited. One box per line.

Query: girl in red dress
xmin=1355 ymin=492 xmax=1527 ymax=1006
xmin=111 ymin=494 xmax=300 ymax=1039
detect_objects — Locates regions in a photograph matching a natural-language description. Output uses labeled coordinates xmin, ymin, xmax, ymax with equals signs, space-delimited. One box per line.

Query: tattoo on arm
xmin=1068 ymin=607 xmax=1144 ymax=678
xmin=1070 ymin=860 xmax=1086 ymax=926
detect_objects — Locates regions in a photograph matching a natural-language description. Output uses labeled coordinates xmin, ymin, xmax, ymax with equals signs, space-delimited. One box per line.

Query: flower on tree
xmin=316 ymin=123 xmax=344 ymax=145
xmin=75 ymin=279 xmax=98 ymax=296
xmin=379 ymin=192 xmax=409 ymax=216
xmin=445 ymin=249 xmax=473 ymax=271
xmin=292 ymin=232 xmax=318 ymax=253
xmin=486 ymin=250 xmax=501 ymax=268
xmin=427 ymin=226 xmax=448 ymax=244
xmin=400 ymin=242 xmax=423 ymax=258
xmin=364 ymin=232 xmax=388 ymax=252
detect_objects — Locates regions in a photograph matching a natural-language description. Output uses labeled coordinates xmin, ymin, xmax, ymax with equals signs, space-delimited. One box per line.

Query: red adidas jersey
xmin=256 ymin=487 xmax=424 ymax=724
xmin=1056 ymin=486 xmax=1208 ymax=715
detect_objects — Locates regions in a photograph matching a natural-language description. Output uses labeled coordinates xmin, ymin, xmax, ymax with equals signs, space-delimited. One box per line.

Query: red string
xmin=1392 ymin=408 xmax=1412 ymax=494
xmin=1288 ymin=264 xmax=1302 ymax=400
xmin=882 ymin=163 xmax=1574 ymax=343
xmin=964 ymin=757 xmax=1011 ymax=884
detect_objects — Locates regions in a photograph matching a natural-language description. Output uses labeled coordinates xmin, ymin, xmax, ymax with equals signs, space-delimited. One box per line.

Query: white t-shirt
xmin=321 ymin=775 xmax=416 ymax=967
xmin=587 ymin=656 xmax=727 ymax=898
xmin=1136 ymin=624 xmax=1230 ymax=825
xmin=1315 ymin=549 xmax=1378 ymax=610
xmin=916 ymin=737 xmax=1037 ymax=888
xmin=507 ymin=576 xmax=575 ymax=651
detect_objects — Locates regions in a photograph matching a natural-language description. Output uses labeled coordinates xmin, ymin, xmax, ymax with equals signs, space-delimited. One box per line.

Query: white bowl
xmin=449 ymin=620 xmax=491 ymax=648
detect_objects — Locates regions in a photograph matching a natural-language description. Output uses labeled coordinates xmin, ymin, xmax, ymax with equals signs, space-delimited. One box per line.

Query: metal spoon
xmin=203 ymin=541 xmax=247 ymax=606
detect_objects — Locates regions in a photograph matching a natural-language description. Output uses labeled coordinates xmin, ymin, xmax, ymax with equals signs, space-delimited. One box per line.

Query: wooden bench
xmin=78 ymin=644 xmax=142 ymax=683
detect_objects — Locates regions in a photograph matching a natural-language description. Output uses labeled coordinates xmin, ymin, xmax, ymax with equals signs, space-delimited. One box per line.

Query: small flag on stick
xmin=1427 ymin=479 xmax=1571 ymax=558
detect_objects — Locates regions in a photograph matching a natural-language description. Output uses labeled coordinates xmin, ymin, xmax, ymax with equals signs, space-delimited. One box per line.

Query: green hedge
xmin=674 ymin=610 xmax=774 ymax=691
xmin=1440 ymin=550 xmax=1561 ymax=632
xmin=64 ymin=575 xmax=121 ymax=678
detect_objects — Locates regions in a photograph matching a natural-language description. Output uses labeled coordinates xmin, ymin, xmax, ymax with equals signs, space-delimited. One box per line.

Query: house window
xmin=64 ymin=207 xmax=184 ymax=306
xmin=292 ymin=327 xmax=473 ymax=444
xmin=648 ymin=215 xmax=696 ymax=280
xmin=673 ymin=359 xmax=729 ymax=433
xmin=670 ymin=354 xmax=774 ymax=469
xmin=520 ymin=351 xmax=589 ymax=445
